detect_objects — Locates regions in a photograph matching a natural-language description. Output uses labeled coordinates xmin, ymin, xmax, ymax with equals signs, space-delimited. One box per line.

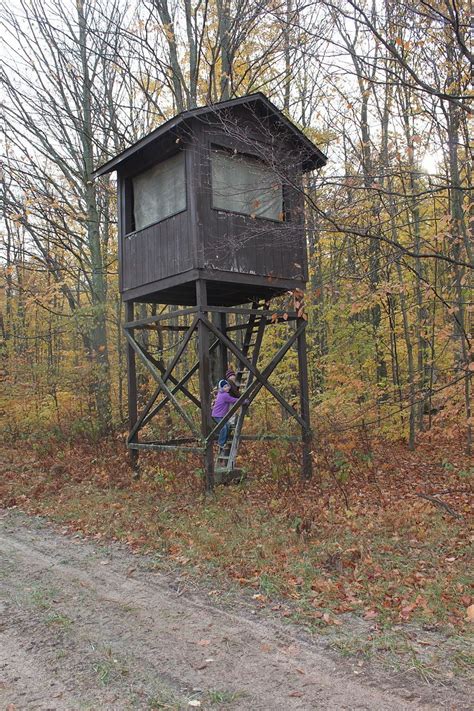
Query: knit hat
xmin=225 ymin=369 xmax=236 ymax=379
xmin=218 ymin=379 xmax=229 ymax=390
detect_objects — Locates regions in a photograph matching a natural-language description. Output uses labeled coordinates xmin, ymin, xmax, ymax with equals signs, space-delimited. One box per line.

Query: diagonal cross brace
xmin=126 ymin=316 xmax=199 ymax=443
xmin=141 ymin=347 xmax=201 ymax=408
xmin=202 ymin=316 xmax=308 ymax=442
xmin=140 ymin=337 xmax=220 ymax=429
xmin=202 ymin=315 xmax=306 ymax=432
xmin=124 ymin=329 xmax=202 ymax=440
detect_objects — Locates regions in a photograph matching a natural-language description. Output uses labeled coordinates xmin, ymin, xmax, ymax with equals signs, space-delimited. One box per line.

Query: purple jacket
xmin=212 ymin=391 xmax=239 ymax=418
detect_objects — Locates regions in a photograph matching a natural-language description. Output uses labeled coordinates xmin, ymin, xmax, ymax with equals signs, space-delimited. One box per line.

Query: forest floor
xmin=0 ymin=428 xmax=472 ymax=709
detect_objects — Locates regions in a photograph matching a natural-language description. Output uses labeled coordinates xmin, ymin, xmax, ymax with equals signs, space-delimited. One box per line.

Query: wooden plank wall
xmin=122 ymin=210 xmax=192 ymax=292
xmin=192 ymin=115 xmax=308 ymax=283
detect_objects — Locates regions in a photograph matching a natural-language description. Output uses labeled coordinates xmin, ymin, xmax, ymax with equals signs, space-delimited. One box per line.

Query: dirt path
xmin=0 ymin=510 xmax=468 ymax=710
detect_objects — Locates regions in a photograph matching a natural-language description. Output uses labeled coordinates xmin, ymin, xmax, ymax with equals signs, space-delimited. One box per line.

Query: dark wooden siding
xmin=191 ymin=115 xmax=308 ymax=283
xmin=121 ymin=210 xmax=192 ymax=292
xmin=203 ymin=211 xmax=306 ymax=281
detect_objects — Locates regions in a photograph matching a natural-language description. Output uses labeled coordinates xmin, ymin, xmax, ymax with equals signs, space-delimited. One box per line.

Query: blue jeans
xmin=213 ymin=417 xmax=229 ymax=447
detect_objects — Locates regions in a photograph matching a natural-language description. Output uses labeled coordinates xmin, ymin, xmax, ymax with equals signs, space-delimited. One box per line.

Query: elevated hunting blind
xmin=94 ymin=93 xmax=326 ymax=488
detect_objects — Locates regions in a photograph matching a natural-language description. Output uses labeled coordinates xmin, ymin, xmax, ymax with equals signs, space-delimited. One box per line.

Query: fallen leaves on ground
xmin=0 ymin=423 xmax=472 ymax=633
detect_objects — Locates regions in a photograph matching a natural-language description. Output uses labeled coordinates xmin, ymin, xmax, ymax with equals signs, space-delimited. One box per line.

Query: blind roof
xmin=93 ymin=93 xmax=327 ymax=177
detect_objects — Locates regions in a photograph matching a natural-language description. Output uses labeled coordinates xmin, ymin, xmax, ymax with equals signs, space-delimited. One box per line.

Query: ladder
xmin=215 ymin=300 xmax=268 ymax=475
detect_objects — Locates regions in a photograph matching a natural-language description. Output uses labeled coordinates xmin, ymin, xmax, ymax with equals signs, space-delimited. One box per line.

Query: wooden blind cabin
xmin=94 ymin=93 xmax=327 ymax=488
xmin=94 ymin=93 xmax=326 ymax=306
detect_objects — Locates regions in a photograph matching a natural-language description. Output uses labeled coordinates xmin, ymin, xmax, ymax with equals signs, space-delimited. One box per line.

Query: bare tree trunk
xmin=152 ymin=0 xmax=186 ymax=110
xmin=445 ymin=34 xmax=472 ymax=455
xmin=77 ymin=0 xmax=112 ymax=431
xmin=216 ymin=0 xmax=231 ymax=100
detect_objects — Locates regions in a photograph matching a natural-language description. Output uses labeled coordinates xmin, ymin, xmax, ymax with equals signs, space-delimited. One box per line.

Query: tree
xmin=0 ymin=0 xmax=133 ymax=428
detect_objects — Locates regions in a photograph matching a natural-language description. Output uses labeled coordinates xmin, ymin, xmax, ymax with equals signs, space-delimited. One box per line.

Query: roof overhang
xmin=93 ymin=92 xmax=327 ymax=178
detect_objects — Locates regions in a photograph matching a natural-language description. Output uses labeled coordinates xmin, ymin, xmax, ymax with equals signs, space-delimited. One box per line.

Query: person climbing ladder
xmin=211 ymin=379 xmax=240 ymax=450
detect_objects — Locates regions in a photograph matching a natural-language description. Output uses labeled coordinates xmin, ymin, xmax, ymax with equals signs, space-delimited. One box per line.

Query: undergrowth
xmin=1 ymin=423 xmax=472 ymax=635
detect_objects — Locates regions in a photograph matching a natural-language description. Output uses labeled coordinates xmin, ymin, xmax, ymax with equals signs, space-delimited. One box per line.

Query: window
xmin=132 ymin=151 xmax=186 ymax=231
xmin=211 ymin=148 xmax=283 ymax=221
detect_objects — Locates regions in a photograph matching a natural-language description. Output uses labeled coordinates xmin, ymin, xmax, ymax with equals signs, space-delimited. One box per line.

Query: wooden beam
xmin=218 ymin=311 xmax=228 ymax=376
xmin=127 ymin=319 xmax=201 ymax=445
xmin=145 ymin=437 xmax=198 ymax=444
xmin=205 ymin=333 xmax=306 ymax=441
xmin=140 ymin=337 xmax=219 ymax=427
xmin=139 ymin=346 xmax=201 ymax=408
xmin=206 ymin=306 xmax=298 ymax=319
xmin=196 ymin=280 xmax=214 ymax=491
xmin=129 ymin=442 xmax=204 ymax=453
xmin=124 ymin=329 xmax=201 ymax=439
xmin=151 ymin=315 xmax=198 ymax=385
xmin=240 ymin=435 xmax=299 ymax=442
xmin=297 ymin=317 xmax=312 ymax=480
xmin=125 ymin=301 xmax=139 ymax=472
xmin=224 ymin=322 xmax=258 ymax=333
xmin=201 ymin=315 xmax=307 ymax=433
xmin=124 ymin=306 xmax=198 ymax=329
xmin=139 ymin=324 xmax=190 ymax=332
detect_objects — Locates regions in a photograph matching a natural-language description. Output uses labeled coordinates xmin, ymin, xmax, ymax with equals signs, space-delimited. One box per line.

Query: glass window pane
xmin=132 ymin=152 xmax=186 ymax=231
xmin=211 ymin=149 xmax=283 ymax=220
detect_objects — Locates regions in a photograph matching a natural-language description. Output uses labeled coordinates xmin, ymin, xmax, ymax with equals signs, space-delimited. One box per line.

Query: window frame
xmin=209 ymin=144 xmax=285 ymax=223
xmin=125 ymin=150 xmax=188 ymax=236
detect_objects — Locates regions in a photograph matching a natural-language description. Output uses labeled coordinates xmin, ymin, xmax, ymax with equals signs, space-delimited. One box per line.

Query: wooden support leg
xmin=126 ymin=301 xmax=139 ymax=475
xmin=218 ymin=311 xmax=228 ymax=376
xmin=196 ymin=281 xmax=214 ymax=491
xmin=297 ymin=317 xmax=312 ymax=481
